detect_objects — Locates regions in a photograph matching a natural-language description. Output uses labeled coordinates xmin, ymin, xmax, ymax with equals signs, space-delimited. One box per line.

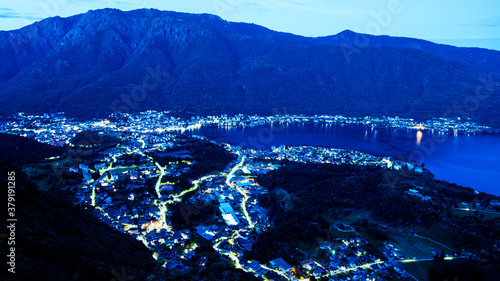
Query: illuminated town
xmin=0 ymin=111 xmax=492 ymax=148
xmin=0 ymin=111 xmax=482 ymax=280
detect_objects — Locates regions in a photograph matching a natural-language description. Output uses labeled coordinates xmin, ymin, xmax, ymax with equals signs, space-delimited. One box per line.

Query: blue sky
xmin=1 ymin=0 xmax=500 ymax=50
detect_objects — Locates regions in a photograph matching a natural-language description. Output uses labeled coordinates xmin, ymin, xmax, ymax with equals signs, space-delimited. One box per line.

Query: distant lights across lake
xmin=184 ymin=123 xmax=500 ymax=196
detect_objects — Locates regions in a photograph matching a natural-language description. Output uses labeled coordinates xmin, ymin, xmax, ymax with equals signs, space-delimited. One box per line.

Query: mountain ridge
xmin=0 ymin=8 xmax=499 ymax=126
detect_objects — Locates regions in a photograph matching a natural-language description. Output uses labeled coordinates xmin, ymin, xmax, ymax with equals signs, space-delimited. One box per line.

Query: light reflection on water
xmin=416 ymin=131 xmax=423 ymax=146
xmin=184 ymin=123 xmax=500 ymax=195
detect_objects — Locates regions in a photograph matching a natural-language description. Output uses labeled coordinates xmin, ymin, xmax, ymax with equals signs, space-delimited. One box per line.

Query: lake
xmin=183 ymin=123 xmax=500 ymax=196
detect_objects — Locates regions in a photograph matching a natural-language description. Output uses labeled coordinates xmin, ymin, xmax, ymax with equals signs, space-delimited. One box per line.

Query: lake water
xmin=184 ymin=123 xmax=500 ymax=196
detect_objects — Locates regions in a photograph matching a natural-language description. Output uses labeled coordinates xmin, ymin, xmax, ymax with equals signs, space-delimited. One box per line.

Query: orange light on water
xmin=416 ymin=131 xmax=423 ymax=145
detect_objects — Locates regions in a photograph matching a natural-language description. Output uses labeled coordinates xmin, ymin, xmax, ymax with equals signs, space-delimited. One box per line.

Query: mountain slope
xmin=0 ymin=135 xmax=160 ymax=280
xmin=0 ymin=132 xmax=65 ymax=164
xmin=0 ymin=8 xmax=499 ymax=126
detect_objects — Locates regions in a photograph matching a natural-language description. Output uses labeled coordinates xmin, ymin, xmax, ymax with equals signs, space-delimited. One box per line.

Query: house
xmin=103 ymin=196 xmax=112 ymax=205
xmin=198 ymin=257 xmax=207 ymax=267
xmin=301 ymin=260 xmax=316 ymax=271
xmin=110 ymin=171 xmax=118 ymax=181
xmin=98 ymin=172 xmax=109 ymax=182
xmin=130 ymin=170 xmax=141 ymax=180
xmin=269 ymin=258 xmax=293 ymax=272
xmin=432 ymin=249 xmax=443 ymax=256
xmin=195 ymin=226 xmax=216 ymax=241
xmin=329 ymin=264 xmax=340 ymax=272
xmin=312 ymin=269 xmax=323 ymax=277
xmin=320 ymin=243 xmax=332 ymax=250
xmin=236 ymin=181 xmax=253 ymax=188
xmin=94 ymin=163 xmax=106 ymax=171
xmin=161 ymin=184 xmax=174 ymax=191
xmin=83 ymin=171 xmax=92 ymax=182
xmin=353 ymin=269 xmax=368 ymax=280
xmin=347 ymin=256 xmax=358 ymax=268
xmin=79 ymin=164 xmax=90 ymax=172
xmin=356 ymin=248 xmax=367 ymax=256
xmin=393 ymin=264 xmax=406 ymax=274
xmin=407 ymin=189 xmax=420 ymax=196
xmin=247 ymin=260 xmax=261 ymax=273
xmin=382 ymin=250 xmax=393 ymax=260
xmin=394 ymin=252 xmax=404 ymax=260
xmin=256 ymin=267 xmax=269 ymax=276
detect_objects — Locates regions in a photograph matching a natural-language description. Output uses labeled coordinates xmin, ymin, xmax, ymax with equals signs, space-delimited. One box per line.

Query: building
xmin=94 ymin=163 xmax=106 ymax=171
xmin=195 ymin=225 xmax=216 ymax=241
xmin=432 ymin=249 xmax=443 ymax=256
xmin=83 ymin=171 xmax=92 ymax=182
xmin=269 ymin=257 xmax=293 ymax=273
xmin=219 ymin=203 xmax=240 ymax=226
xmin=79 ymin=164 xmax=90 ymax=172
xmin=247 ymin=260 xmax=261 ymax=273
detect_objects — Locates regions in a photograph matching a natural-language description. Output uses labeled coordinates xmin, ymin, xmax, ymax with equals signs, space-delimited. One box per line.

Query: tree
xmin=432 ymin=252 xmax=445 ymax=264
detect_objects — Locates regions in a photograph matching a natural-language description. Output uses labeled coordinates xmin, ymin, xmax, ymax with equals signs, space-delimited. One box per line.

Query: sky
xmin=1 ymin=0 xmax=500 ymax=50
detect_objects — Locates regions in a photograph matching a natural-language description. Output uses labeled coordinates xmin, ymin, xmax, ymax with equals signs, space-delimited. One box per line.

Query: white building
xmin=219 ymin=203 xmax=240 ymax=226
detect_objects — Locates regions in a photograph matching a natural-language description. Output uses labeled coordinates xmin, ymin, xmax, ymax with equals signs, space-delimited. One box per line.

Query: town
xmin=0 ymin=111 xmax=488 ymax=281
xmin=0 ymin=111 xmax=493 ymax=149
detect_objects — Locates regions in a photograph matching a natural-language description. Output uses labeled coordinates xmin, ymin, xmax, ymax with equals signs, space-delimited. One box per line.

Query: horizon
xmin=1 ymin=0 xmax=500 ymax=51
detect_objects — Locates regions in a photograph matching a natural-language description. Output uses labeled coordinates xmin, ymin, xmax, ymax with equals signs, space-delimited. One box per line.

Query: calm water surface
xmin=184 ymin=123 xmax=500 ymax=195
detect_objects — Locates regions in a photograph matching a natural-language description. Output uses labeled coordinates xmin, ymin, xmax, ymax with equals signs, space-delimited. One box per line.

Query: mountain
xmin=0 ymin=8 xmax=499 ymax=126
